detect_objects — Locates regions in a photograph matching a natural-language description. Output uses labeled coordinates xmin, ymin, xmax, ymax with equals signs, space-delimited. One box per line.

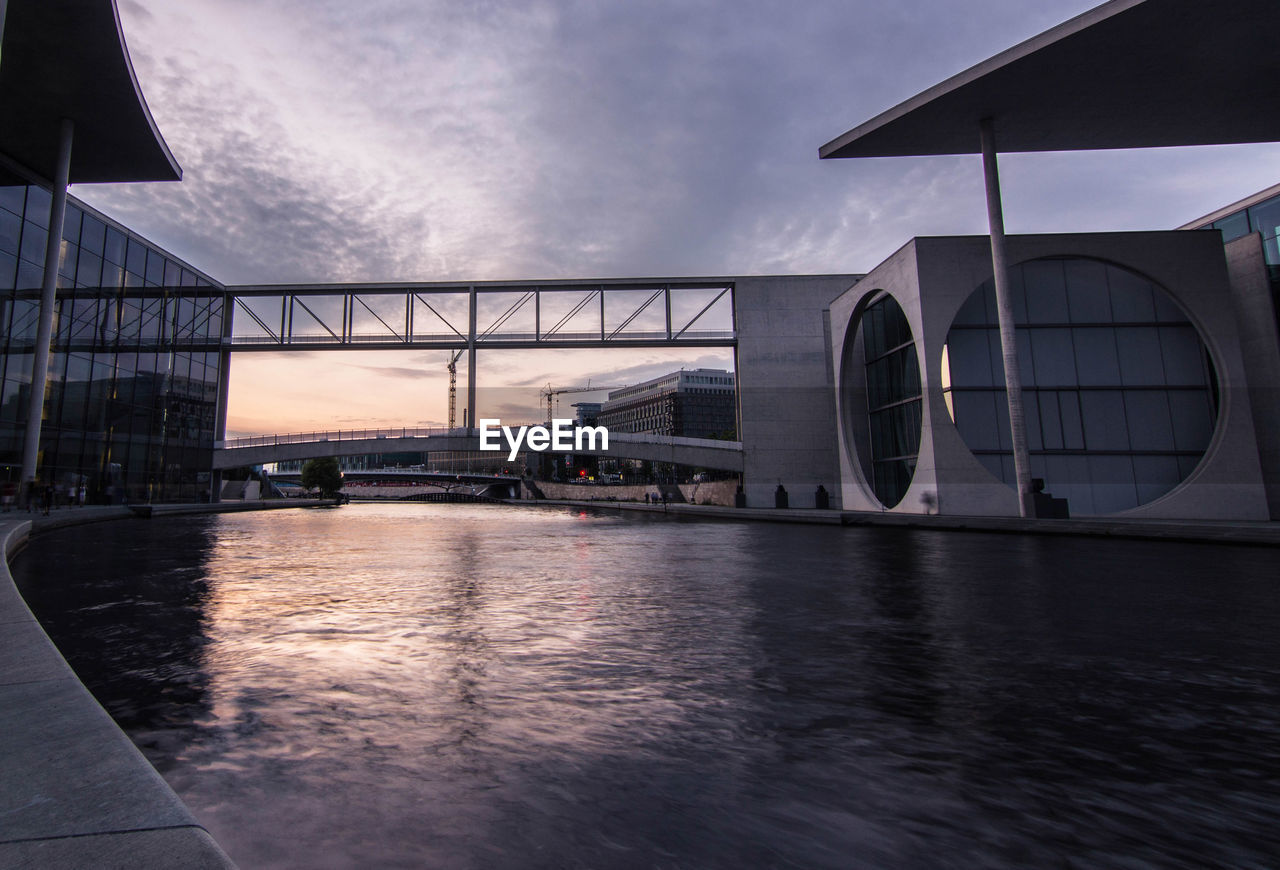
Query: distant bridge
xmin=213 ymin=427 xmax=745 ymax=472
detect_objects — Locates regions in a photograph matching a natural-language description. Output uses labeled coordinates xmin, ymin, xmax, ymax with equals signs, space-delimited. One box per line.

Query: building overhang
xmin=819 ymin=0 xmax=1280 ymax=159
xmin=0 ymin=0 xmax=181 ymax=184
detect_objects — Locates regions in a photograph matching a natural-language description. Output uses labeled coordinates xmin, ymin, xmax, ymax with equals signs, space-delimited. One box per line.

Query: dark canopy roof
xmin=820 ymin=0 xmax=1280 ymax=159
xmin=0 ymin=0 xmax=180 ymax=183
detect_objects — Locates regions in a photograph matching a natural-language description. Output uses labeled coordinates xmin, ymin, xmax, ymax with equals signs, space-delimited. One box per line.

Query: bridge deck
xmin=214 ymin=429 xmax=745 ymax=472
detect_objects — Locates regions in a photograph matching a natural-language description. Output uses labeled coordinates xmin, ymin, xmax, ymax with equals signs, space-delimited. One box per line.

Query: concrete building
xmin=829 ymin=232 xmax=1269 ymax=518
xmin=818 ymin=0 xmax=1280 ymax=520
xmin=599 ymin=368 xmax=736 ymax=438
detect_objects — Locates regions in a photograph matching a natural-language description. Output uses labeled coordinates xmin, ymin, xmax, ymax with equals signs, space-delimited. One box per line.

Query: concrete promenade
xmin=0 ymin=500 xmax=329 ymax=869
xmin=522 ymin=499 xmax=1280 ymax=546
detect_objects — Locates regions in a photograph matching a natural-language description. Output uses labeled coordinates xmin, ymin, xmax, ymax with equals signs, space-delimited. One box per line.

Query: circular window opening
xmin=843 ymin=293 xmax=922 ymax=508
xmin=941 ymin=257 xmax=1218 ymax=515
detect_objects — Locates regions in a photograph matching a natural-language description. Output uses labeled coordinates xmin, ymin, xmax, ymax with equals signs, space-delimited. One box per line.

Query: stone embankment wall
xmin=0 ymin=519 xmax=235 ymax=867
xmin=530 ymin=479 xmax=739 ymax=506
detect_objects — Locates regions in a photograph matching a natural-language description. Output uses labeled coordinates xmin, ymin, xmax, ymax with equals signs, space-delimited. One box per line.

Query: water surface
xmin=14 ymin=503 xmax=1280 ymax=868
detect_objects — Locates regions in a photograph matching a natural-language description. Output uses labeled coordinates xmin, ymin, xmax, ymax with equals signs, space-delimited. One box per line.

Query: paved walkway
xmin=524 ymin=499 xmax=1280 ymax=546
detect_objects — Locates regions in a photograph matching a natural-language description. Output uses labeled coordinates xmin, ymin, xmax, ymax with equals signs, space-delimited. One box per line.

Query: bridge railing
xmin=220 ymin=427 xmax=455 ymax=449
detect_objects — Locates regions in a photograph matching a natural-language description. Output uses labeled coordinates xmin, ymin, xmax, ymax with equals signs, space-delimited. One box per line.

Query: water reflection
xmin=13 ymin=504 xmax=1280 ymax=869
xmin=14 ymin=517 xmax=217 ymax=769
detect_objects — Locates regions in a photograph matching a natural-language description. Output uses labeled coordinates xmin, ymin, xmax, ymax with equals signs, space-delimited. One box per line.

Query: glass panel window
xmin=1115 ymin=326 xmax=1165 ymax=386
xmin=1123 ymin=391 xmax=1175 ymax=451
xmin=25 ymin=186 xmax=51 ymax=228
xmin=1022 ymin=259 xmax=1070 ymax=322
xmin=144 ymin=250 xmax=165 ymax=286
xmin=125 ymin=238 xmax=147 ymax=278
xmin=857 ymin=294 xmax=922 ymax=508
xmin=103 ymin=227 xmax=127 ymax=266
xmin=62 ymin=205 xmax=83 ymax=243
xmin=20 ymin=221 xmax=47 ymax=266
xmin=0 ymin=208 xmax=21 ymax=256
xmin=1247 ymin=196 xmax=1280 ymax=239
xmin=1211 ymin=211 xmax=1250 ymax=243
xmin=79 ymin=214 xmax=106 ymax=256
xmin=0 ymin=186 xmax=26 ymax=216
xmin=944 ymin=258 xmax=1216 ymax=514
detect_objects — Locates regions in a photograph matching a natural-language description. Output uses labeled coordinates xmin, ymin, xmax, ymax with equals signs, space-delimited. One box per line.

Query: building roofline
xmin=0 ymin=0 xmax=181 ymax=184
xmin=1176 ymin=182 xmax=1280 ymax=230
xmin=820 ymin=0 xmax=1280 ymax=159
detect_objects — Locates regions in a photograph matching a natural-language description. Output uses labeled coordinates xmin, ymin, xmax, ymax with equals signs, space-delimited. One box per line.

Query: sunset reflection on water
xmin=15 ymin=503 xmax=1280 ymax=869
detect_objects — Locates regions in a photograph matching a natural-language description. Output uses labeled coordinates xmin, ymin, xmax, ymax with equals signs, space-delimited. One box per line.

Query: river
xmin=13 ymin=502 xmax=1280 ymax=868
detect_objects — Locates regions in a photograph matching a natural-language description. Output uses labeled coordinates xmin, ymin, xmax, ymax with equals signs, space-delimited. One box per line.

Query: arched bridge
xmin=213 ymin=427 xmax=744 ymax=472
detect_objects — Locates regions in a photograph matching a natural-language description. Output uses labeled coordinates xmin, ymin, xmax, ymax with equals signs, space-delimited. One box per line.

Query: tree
xmin=301 ymin=456 xmax=343 ymax=499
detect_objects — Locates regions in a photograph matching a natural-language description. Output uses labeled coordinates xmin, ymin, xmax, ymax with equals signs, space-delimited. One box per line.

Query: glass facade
xmin=0 ymin=184 xmax=226 ymax=504
xmin=942 ymin=258 xmax=1216 ymax=515
xmin=1196 ymin=191 xmax=1280 ymax=340
xmin=598 ymin=369 xmax=737 ymax=439
xmin=1200 ymin=189 xmax=1280 ymax=266
xmin=861 ymin=295 xmax=921 ymax=508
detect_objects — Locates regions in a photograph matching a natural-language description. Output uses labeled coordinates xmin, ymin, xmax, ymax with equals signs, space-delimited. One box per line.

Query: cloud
xmin=70 ymin=0 xmax=1280 ymax=434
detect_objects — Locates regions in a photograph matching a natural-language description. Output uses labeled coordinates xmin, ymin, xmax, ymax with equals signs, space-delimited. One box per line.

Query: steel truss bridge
xmin=227 ymin=279 xmax=736 ymax=351
xmin=218 ymin=278 xmax=740 ymax=446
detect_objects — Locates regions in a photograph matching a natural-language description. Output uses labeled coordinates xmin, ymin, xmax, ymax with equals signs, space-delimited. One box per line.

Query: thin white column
xmin=20 ymin=118 xmax=74 ymax=501
xmin=979 ymin=117 xmax=1034 ymax=518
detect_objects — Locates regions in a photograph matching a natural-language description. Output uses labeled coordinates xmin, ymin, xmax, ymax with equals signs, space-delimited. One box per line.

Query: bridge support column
xmin=467 ymin=285 xmax=476 ymax=431
xmin=211 ymin=297 xmax=235 ymax=503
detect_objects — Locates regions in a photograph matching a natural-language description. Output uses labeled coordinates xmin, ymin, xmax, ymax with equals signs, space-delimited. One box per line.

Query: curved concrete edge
xmin=516 ymin=499 xmax=1280 ymax=544
xmin=0 ymin=520 xmax=236 ymax=868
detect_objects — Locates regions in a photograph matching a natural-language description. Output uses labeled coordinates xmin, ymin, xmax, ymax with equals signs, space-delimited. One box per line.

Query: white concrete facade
xmin=735 ymin=275 xmax=860 ymax=508
xmin=829 ymin=232 xmax=1271 ymax=520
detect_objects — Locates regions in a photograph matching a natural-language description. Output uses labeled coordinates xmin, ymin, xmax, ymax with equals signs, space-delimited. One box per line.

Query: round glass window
xmin=941 ymin=257 xmax=1217 ymax=514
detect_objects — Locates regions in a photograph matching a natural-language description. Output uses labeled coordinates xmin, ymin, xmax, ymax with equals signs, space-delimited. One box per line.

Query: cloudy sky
xmin=70 ymin=0 xmax=1280 ymax=435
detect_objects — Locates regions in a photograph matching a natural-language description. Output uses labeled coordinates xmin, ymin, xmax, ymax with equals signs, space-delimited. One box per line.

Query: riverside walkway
xmin=522 ymin=499 xmax=1280 ymax=546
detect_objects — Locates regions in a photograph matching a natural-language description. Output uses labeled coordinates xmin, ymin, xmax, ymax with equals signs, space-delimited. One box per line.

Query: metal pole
xmin=211 ymin=291 xmax=235 ymax=502
xmin=980 ymin=117 xmax=1033 ymax=518
xmin=467 ymin=285 xmax=477 ymax=431
xmin=20 ymin=118 xmax=74 ymax=503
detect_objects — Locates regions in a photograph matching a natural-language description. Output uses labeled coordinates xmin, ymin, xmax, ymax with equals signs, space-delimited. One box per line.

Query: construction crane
xmin=541 ymin=381 xmax=627 ymax=422
xmin=446 ymin=350 xmax=463 ymax=429
xmin=445 ymin=290 xmax=537 ymax=429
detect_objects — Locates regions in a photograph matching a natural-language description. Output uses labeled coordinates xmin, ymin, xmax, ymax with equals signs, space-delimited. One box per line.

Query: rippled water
xmin=14 ymin=503 xmax=1280 ymax=868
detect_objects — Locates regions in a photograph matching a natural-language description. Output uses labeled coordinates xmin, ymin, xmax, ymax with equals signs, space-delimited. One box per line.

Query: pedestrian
xmin=42 ymin=483 xmax=52 ymax=516
xmin=78 ymin=483 xmax=87 ymax=507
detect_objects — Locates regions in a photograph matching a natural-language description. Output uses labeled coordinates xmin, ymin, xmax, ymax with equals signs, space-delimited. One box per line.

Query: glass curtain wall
xmin=1200 ymin=192 xmax=1280 ymax=338
xmin=0 ymin=184 xmax=225 ymax=504
xmin=861 ymin=295 xmax=922 ymax=508
xmin=942 ymin=258 xmax=1216 ymax=514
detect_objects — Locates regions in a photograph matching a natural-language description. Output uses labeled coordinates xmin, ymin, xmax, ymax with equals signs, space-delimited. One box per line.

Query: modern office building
xmin=598 ymin=368 xmax=736 ymax=438
xmin=1180 ymin=183 xmax=1280 ymax=333
xmin=829 ymin=232 xmax=1270 ymax=518
xmin=819 ymin=0 xmax=1280 ymax=520
xmin=1 ymin=0 xmax=229 ymax=504
xmin=571 ymin=402 xmax=601 ymax=426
